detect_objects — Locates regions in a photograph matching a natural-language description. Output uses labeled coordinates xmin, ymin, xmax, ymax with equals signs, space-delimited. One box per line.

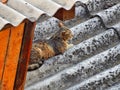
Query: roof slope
xmin=25 ymin=0 xmax=120 ymax=90
xmin=0 ymin=0 xmax=78 ymax=30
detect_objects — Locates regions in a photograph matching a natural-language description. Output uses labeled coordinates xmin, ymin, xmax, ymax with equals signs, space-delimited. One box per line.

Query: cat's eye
xmin=57 ymin=37 xmax=61 ymax=39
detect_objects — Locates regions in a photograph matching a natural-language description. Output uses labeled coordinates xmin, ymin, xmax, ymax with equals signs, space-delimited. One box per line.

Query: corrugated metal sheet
xmin=0 ymin=0 xmax=81 ymax=30
xmin=25 ymin=0 xmax=120 ymax=90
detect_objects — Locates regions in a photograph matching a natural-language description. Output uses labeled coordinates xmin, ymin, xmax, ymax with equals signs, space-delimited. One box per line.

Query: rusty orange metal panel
xmin=54 ymin=5 xmax=75 ymax=20
xmin=14 ymin=22 xmax=36 ymax=90
xmin=1 ymin=23 xmax=25 ymax=90
xmin=0 ymin=29 xmax=10 ymax=86
xmin=1 ymin=0 xmax=8 ymax=4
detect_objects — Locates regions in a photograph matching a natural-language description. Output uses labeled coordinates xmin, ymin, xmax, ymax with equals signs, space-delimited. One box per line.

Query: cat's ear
xmin=61 ymin=31 xmax=66 ymax=37
xmin=58 ymin=22 xmax=69 ymax=31
xmin=58 ymin=22 xmax=64 ymax=28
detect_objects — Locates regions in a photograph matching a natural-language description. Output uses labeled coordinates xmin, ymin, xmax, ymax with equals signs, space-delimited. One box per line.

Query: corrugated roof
xmin=25 ymin=0 xmax=120 ymax=90
xmin=0 ymin=0 xmax=81 ymax=30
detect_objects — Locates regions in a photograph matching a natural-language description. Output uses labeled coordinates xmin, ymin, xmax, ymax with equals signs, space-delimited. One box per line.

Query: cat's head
xmin=51 ymin=22 xmax=73 ymax=41
xmin=59 ymin=22 xmax=73 ymax=41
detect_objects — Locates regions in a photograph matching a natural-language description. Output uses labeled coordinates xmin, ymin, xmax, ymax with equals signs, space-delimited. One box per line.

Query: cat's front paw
xmin=67 ymin=44 xmax=74 ymax=49
xmin=28 ymin=61 xmax=44 ymax=71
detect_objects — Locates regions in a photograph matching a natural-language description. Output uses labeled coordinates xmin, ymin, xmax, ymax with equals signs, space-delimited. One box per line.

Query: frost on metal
xmin=106 ymin=83 xmax=120 ymax=90
xmin=71 ymin=17 xmax=104 ymax=43
xmin=26 ymin=44 xmax=120 ymax=90
xmin=26 ymin=28 xmax=119 ymax=87
xmin=96 ymin=3 xmax=120 ymax=26
xmin=26 ymin=0 xmax=120 ymax=90
xmin=33 ymin=4 xmax=88 ymax=41
xmin=67 ymin=64 xmax=120 ymax=90
xmin=87 ymin=0 xmax=120 ymax=12
xmin=33 ymin=2 xmax=120 ymax=41
xmin=113 ymin=22 xmax=120 ymax=35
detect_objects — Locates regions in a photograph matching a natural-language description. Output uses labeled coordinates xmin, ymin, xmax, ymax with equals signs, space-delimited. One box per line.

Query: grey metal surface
xmin=106 ymin=83 xmax=120 ymax=90
xmin=67 ymin=64 xmax=120 ymax=90
xmin=25 ymin=0 xmax=120 ymax=90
